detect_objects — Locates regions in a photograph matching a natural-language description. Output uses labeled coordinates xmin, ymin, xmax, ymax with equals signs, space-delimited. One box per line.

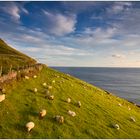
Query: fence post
xmin=0 ymin=66 xmax=2 ymax=77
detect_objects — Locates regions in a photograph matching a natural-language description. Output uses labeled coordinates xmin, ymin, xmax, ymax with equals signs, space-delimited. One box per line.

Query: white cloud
xmin=0 ymin=2 xmax=28 ymax=22
xmin=43 ymin=10 xmax=76 ymax=36
xmin=107 ymin=2 xmax=132 ymax=14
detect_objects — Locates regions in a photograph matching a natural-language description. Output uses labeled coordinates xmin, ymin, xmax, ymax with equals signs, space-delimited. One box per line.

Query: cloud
xmin=43 ymin=10 xmax=76 ymax=36
xmin=107 ymin=2 xmax=132 ymax=14
xmin=112 ymin=54 xmax=125 ymax=59
xmin=0 ymin=2 xmax=28 ymax=23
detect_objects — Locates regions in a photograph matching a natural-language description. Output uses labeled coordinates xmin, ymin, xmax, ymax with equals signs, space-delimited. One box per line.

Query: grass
xmin=0 ymin=67 xmax=140 ymax=138
xmin=0 ymin=39 xmax=36 ymax=74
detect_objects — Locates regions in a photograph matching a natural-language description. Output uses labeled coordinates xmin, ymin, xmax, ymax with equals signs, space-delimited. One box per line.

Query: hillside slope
xmin=0 ymin=66 xmax=140 ymax=138
xmin=0 ymin=39 xmax=36 ymax=74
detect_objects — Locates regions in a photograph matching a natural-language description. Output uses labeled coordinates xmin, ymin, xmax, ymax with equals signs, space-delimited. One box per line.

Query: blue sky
xmin=0 ymin=1 xmax=140 ymax=67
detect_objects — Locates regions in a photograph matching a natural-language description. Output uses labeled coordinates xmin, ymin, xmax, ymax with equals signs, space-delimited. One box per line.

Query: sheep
xmin=0 ymin=94 xmax=5 ymax=102
xmin=42 ymin=82 xmax=47 ymax=87
xmin=118 ymin=103 xmax=122 ymax=107
xmin=57 ymin=75 xmax=60 ymax=78
xmin=113 ymin=124 xmax=120 ymax=130
xmin=33 ymin=75 xmax=37 ymax=79
xmin=52 ymin=80 xmax=55 ymax=83
xmin=48 ymin=95 xmax=54 ymax=100
xmin=26 ymin=122 xmax=35 ymax=132
xmin=128 ymin=106 xmax=131 ymax=110
xmin=48 ymin=86 xmax=52 ymax=89
xmin=55 ymin=115 xmax=64 ymax=124
xmin=68 ymin=110 xmax=76 ymax=117
xmin=0 ymin=88 xmax=6 ymax=94
xmin=25 ymin=76 xmax=29 ymax=80
xmin=77 ymin=101 xmax=81 ymax=108
xmin=34 ymin=88 xmax=38 ymax=93
xmin=67 ymin=98 xmax=71 ymax=103
xmin=130 ymin=116 xmax=136 ymax=122
xmin=39 ymin=109 xmax=47 ymax=119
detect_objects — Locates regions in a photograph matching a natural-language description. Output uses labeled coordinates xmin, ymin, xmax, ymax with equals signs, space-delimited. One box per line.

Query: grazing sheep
xmin=25 ymin=76 xmax=29 ymax=80
xmin=34 ymin=88 xmax=38 ymax=93
xmin=0 ymin=94 xmax=5 ymax=102
xmin=48 ymin=86 xmax=52 ymax=89
xmin=67 ymin=98 xmax=71 ymax=103
xmin=68 ymin=110 xmax=76 ymax=117
xmin=77 ymin=101 xmax=81 ymax=108
xmin=130 ymin=116 xmax=136 ymax=122
xmin=33 ymin=75 xmax=37 ymax=79
xmin=113 ymin=124 xmax=120 ymax=130
xmin=39 ymin=109 xmax=47 ymax=119
xmin=128 ymin=106 xmax=131 ymax=110
xmin=26 ymin=122 xmax=35 ymax=132
xmin=48 ymin=95 xmax=54 ymax=100
xmin=55 ymin=115 xmax=64 ymax=124
xmin=52 ymin=80 xmax=55 ymax=83
xmin=118 ymin=103 xmax=122 ymax=107
xmin=43 ymin=82 xmax=47 ymax=87
xmin=57 ymin=75 xmax=60 ymax=78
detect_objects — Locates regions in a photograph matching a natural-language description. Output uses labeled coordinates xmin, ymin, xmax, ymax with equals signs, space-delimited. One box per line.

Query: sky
xmin=0 ymin=1 xmax=140 ymax=67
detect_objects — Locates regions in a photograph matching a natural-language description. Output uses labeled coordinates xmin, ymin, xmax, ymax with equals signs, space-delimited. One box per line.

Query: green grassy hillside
xmin=0 ymin=66 xmax=140 ymax=138
xmin=0 ymin=39 xmax=36 ymax=74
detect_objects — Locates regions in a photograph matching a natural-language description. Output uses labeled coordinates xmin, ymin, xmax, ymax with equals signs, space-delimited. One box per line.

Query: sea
xmin=52 ymin=67 xmax=140 ymax=105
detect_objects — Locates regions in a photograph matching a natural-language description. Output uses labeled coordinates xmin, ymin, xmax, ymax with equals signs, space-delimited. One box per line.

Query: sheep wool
xmin=34 ymin=88 xmax=38 ymax=93
xmin=67 ymin=98 xmax=71 ymax=103
xmin=130 ymin=116 xmax=136 ymax=122
xmin=33 ymin=75 xmax=37 ymax=79
xmin=52 ymin=80 xmax=55 ymax=83
xmin=39 ymin=109 xmax=47 ymax=118
xmin=68 ymin=110 xmax=76 ymax=117
xmin=26 ymin=122 xmax=35 ymax=132
xmin=48 ymin=86 xmax=52 ymax=89
xmin=78 ymin=101 xmax=81 ymax=108
xmin=113 ymin=124 xmax=120 ymax=130
xmin=0 ymin=94 xmax=5 ymax=102
xmin=43 ymin=82 xmax=47 ymax=87
xmin=25 ymin=76 xmax=29 ymax=80
xmin=48 ymin=95 xmax=54 ymax=100
xmin=55 ymin=115 xmax=64 ymax=124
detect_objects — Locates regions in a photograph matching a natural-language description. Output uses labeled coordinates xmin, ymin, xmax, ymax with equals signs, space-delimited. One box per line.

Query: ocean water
xmin=52 ymin=67 xmax=140 ymax=105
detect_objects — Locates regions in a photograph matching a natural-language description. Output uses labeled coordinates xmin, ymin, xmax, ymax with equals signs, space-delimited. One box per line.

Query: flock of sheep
xmin=24 ymin=74 xmax=81 ymax=132
xmin=0 ymin=73 xmax=137 ymax=134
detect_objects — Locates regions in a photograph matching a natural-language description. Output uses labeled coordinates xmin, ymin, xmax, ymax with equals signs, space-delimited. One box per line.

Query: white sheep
xmin=48 ymin=86 xmax=52 ymax=89
xmin=57 ymin=75 xmax=60 ymax=78
xmin=33 ymin=75 xmax=37 ymax=79
xmin=48 ymin=95 xmax=54 ymax=100
xmin=128 ymin=106 xmax=131 ymax=110
xmin=43 ymin=82 xmax=47 ymax=87
xmin=34 ymin=88 xmax=37 ymax=93
xmin=68 ymin=110 xmax=76 ymax=117
xmin=113 ymin=124 xmax=120 ymax=130
xmin=39 ymin=109 xmax=47 ymax=119
xmin=52 ymin=80 xmax=55 ymax=83
xmin=130 ymin=116 xmax=136 ymax=122
xmin=26 ymin=121 xmax=35 ymax=132
xmin=55 ymin=115 xmax=64 ymax=124
xmin=25 ymin=76 xmax=29 ymax=80
xmin=77 ymin=101 xmax=81 ymax=108
xmin=0 ymin=94 xmax=5 ymax=102
xmin=118 ymin=103 xmax=122 ymax=107
xmin=67 ymin=98 xmax=71 ymax=103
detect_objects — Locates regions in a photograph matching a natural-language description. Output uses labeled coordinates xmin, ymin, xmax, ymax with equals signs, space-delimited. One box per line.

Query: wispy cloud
xmin=0 ymin=2 xmax=28 ymax=23
xmin=43 ymin=10 xmax=76 ymax=36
